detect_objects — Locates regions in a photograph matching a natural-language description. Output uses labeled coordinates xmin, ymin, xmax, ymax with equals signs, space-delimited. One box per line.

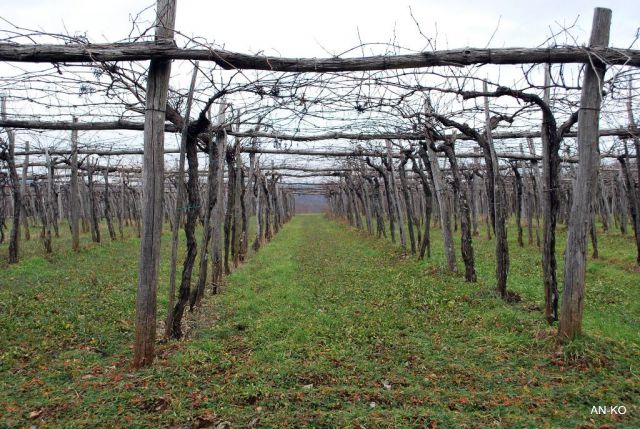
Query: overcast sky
xmin=4 ymin=0 xmax=639 ymax=55
xmin=2 ymin=1 xmax=638 ymax=173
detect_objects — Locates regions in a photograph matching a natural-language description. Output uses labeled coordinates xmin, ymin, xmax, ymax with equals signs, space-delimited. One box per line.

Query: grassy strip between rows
xmin=0 ymin=214 xmax=638 ymax=428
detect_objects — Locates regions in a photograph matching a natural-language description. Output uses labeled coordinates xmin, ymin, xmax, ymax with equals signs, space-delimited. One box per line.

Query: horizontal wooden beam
xmin=2 ymin=118 xmax=638 ymax=144
xmin=0 ymin=118 xmax=178 ymax=132
xmin=11 ymin=146 xmax=523 ymax=160
xmin=0 ymin=42 xmax=638 ymax=70
xmin=7 ymin=145 xmax=604 ymax=163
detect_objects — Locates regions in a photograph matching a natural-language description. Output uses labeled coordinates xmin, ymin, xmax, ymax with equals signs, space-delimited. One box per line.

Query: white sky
xmin=1 ymin=0 xmax=638 ymax=178
xmin=4 ymin=0 xmax=639 ymax=55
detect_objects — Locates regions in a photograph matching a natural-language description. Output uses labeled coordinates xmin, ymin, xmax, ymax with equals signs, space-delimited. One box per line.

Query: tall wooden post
xmin=86 ymin=163 xmax=100 ymax=243
xmin=57 ymin=184 xmax=63 ymax=223
xmin=118 ymin=171 xmax=125 ymax=239
xmin=21 ymin=141 xmax=30 ymax=240
xmin=232 ymin=141 xmax=243 ymax=266
xmin=133 ymin=0 xmax=176 ymax=368
xmin=43 ymin=149 xmax=53 ymax=253
xmin=559 ymin=8 xmax=611 ymax=341
xmin=210 ymin=105 xmax=227 ymax=293
xmin=527 ymin=137 xmax=541 ymax=247
xmin=70 ymin=118 xmax=80 ymax=251
xmin=252 ymin=155 xmax=262 ymax=250
xmin=1 ymin=96 xmax=20 ymax=263
xmin=103 ymin=166 xmax=117 ymax=241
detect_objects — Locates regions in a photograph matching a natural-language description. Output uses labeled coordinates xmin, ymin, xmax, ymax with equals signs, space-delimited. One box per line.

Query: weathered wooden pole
xmin=527 ymin=138 xmax=541 ymax=247
xmin=559 ymin=7 xmax=611 ymax=342
xmin=262 ymin=174 xmax=273 ymax=242
xmin=117 ymin=171 xmax=125 ymax=239
xmin=512 ymin=163 xmax=524 ymax=247
xmin=223 ymin=145 xmax=235 ymax=274
xmin=43 ymin=149 xmax=53 ymax=253
xmin=210 ymin=104 xmax=227 ymax=293
xmin=103 ymin=166 xmax=117 ymax=241
xmin=49 ymin=162 xmax=60 ymax=239
xmin=21 ymin=141 xmax=30 ymax=240
xmin=252 ymin=155 xmax=262 ymax=251
xmin=232 ymin=142 xmax=243 ymax=267
xmin=133 ymin=0 xmax=176 ymax=368
xmin=1 ymin=96 xmax=20 ymax=263
xmin=78 ymin=174 xmax=89 ymax=234
xmin=57 ymin=183 xmax=63 ymax=224
xmin=86 ymin=163 xmax=100 ymax=243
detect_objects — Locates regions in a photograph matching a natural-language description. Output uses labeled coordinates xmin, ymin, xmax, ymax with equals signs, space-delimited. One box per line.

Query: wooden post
xmin=512 ymin=163 xmax=524 ymax=247
xmin=133 ymin=0 xmax=176 ymax=368
xmin=103 ymin=166 xmax=117 ymax=241
xmin=118 ymin=172 xmax=125 ymax=239
xmin=86 ymin=163 xmax=100 ymax=243
xmin=57 ymin=183 xmax=63 ymax=223
xmin=211 ymin=104 xmax=227 ymax=293
xmin=50 ymin=174 xmax=60 ymax=238
xmin=78 ymin=173 xmax=90 ymax=234
xmin=1 ymin=96 xmax=20 ymax=263
xmin=232 ymin=141 xmax=243 ymax=267
xmin=223 ymin=145 xmax=235 ymax=274
xmin=252 ymin=155 xmax=262 ymax=251
xmin=527 ymin=137 xmax=541 ymax=247
xmin=43 ymin=149 xmax=53 ymax=253
xmin=559 ymin=7 xmax=611 ymax=341
xmin=70 ymin=118 xmax=80 ymax=251
xmin=615 ymin=165 xmax=628 ymax=235
xmin=262 ymin=174 xmax=272 ymax=242
xmin=21 ymin=141 xmax=30 ymax=240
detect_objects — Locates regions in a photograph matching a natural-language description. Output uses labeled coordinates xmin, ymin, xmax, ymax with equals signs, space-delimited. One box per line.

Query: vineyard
xmin=0 ymin=1 xmax=639 ymax=427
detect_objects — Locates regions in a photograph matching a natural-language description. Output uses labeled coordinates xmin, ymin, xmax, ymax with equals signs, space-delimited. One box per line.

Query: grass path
xmin=1 ymin=214 xmax=638 ymax=428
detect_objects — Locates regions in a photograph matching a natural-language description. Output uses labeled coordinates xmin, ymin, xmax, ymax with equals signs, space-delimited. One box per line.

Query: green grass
xmin=0 ymin=215 xmax=638 ymax=428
